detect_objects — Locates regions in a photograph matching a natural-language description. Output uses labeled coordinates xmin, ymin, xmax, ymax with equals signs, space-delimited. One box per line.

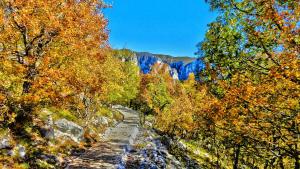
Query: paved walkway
xmin=66 ymin=105 xmax=140 ymax=169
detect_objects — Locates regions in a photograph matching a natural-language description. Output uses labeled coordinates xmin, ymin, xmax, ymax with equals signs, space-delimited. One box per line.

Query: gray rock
xmin=93 ymin=116 xmax=109 ymax=126
xmin=17 ymin=144 xmax=26 ymax=158
xmin=54 ymin=119 xmax=84 ymax=143
xmin=112 ymin=105 xmax=123 ymax=109
xmin=177 ymin=141 xmax=187 ymax=150
xmin=8 ymin=144 xmax=26 ymax=158
xmin=99 ymin=116 xmax=109 ymax=126
xmin=7 ymin=149 xmax=15 ymax=156
xmin=0 ymin=137 xmax=12 ymax=149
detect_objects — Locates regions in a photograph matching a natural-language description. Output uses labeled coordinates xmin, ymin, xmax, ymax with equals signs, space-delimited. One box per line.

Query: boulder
xmin=54 ymin=119 xmax=84 ymax=143
xmin=0 ymin=137 xmax=12 ymax=149
xmin=17 ymin=144 xmax=26 ymax=158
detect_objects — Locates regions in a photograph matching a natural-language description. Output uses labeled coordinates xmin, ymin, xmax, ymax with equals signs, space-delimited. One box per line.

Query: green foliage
xmin=120 ymin=61 xmax=140 ymax=104
xmin=210 ymin=84 xmax=225 ymax=99
xmin=36 ymin=160 xmax=55 ymax=169
xmin=100 ymin=50 xmax=140 ymax=105
xmin=112 ymin=48 xmax=136 ymax=60
xmin=140 ymin=74 xmax=173 ymax=113
xmin=16 ymin=163 xmax=30 ymax=169
xmin=54 ymin=110 xmax=77 ymax=122
xmin=146 ymin=80 xmax=173 ymax=111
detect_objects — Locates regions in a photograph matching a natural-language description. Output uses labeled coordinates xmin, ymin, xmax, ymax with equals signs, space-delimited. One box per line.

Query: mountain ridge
xmin=135 ymin=51 xmax=197 ymax=64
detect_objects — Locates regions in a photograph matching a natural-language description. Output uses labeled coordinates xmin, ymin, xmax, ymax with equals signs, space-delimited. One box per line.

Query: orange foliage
xmin=0 ymin=0 xmax=108 ymax=126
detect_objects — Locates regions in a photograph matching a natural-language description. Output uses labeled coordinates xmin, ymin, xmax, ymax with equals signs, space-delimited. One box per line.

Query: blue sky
xmin=104 ymin=0 xmax=217 ymax=57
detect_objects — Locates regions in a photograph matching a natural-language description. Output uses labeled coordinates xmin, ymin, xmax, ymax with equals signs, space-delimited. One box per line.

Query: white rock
xmin=54 ymin=119 xmax=84 ymax=143
xmin=171 ymin=68 xmax=179 ymax=80
xmin=17 ymin=145 xmax=26 ymax=158
xmin=8 ymin=144 xmax=26 ymax=158
xmin=0 ymin=138 xmax=11 ymax=149
xmin=97 ymin=116 xmax=109 ymax=126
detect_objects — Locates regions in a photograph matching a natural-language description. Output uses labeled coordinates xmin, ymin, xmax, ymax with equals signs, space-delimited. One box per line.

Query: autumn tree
xmin=197 ymin=0 xmax=300 ymax=168
xmin=0 ymin=0 xmax=108 ymax=132
xmin=99 ymin=50 xmax=140 ymax=106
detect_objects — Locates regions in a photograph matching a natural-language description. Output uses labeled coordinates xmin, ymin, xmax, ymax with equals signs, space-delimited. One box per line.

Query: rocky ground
xmin=122 ymin=128 xmax=183 ymax=169
xmin=65 ymin=106 xmax=187 ymax=169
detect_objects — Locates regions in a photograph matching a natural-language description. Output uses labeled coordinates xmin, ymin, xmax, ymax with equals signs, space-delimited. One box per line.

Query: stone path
xmin=66 ymin=105 xmax=140 ymax=169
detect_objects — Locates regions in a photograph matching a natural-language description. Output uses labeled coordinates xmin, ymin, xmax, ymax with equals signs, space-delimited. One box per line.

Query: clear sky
xmin=104 ymin=0 xmax=217 ymax=57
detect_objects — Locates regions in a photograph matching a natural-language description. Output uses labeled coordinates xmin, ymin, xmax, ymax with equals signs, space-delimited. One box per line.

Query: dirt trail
xmin=66 ymin=105 xmax=140 ymax=169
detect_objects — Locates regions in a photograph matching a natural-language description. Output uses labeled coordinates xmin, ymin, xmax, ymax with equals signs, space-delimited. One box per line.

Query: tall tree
xmin=198 ymin=0 xmax=300 ymax=168
xmin=0 ymin=0 xmax=108 ymax=130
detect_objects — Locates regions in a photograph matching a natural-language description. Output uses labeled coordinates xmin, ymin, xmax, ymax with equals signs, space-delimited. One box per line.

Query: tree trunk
xmin=233 ymin=144 xmax=240 ymax=169
xmin=22 ymin=81 xmax=31 ymax=94
xmin=22 ymin=64 xmax=37 ymax=93
xmin=295 ymin=153 xmax=299 ymax=169
xmin=279 ymin=156 xmax=284 ymax=169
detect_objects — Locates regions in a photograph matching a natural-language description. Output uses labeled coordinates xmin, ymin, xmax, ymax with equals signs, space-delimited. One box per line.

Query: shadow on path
xmin=66 ymin=105 xmax=140 ymax=169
